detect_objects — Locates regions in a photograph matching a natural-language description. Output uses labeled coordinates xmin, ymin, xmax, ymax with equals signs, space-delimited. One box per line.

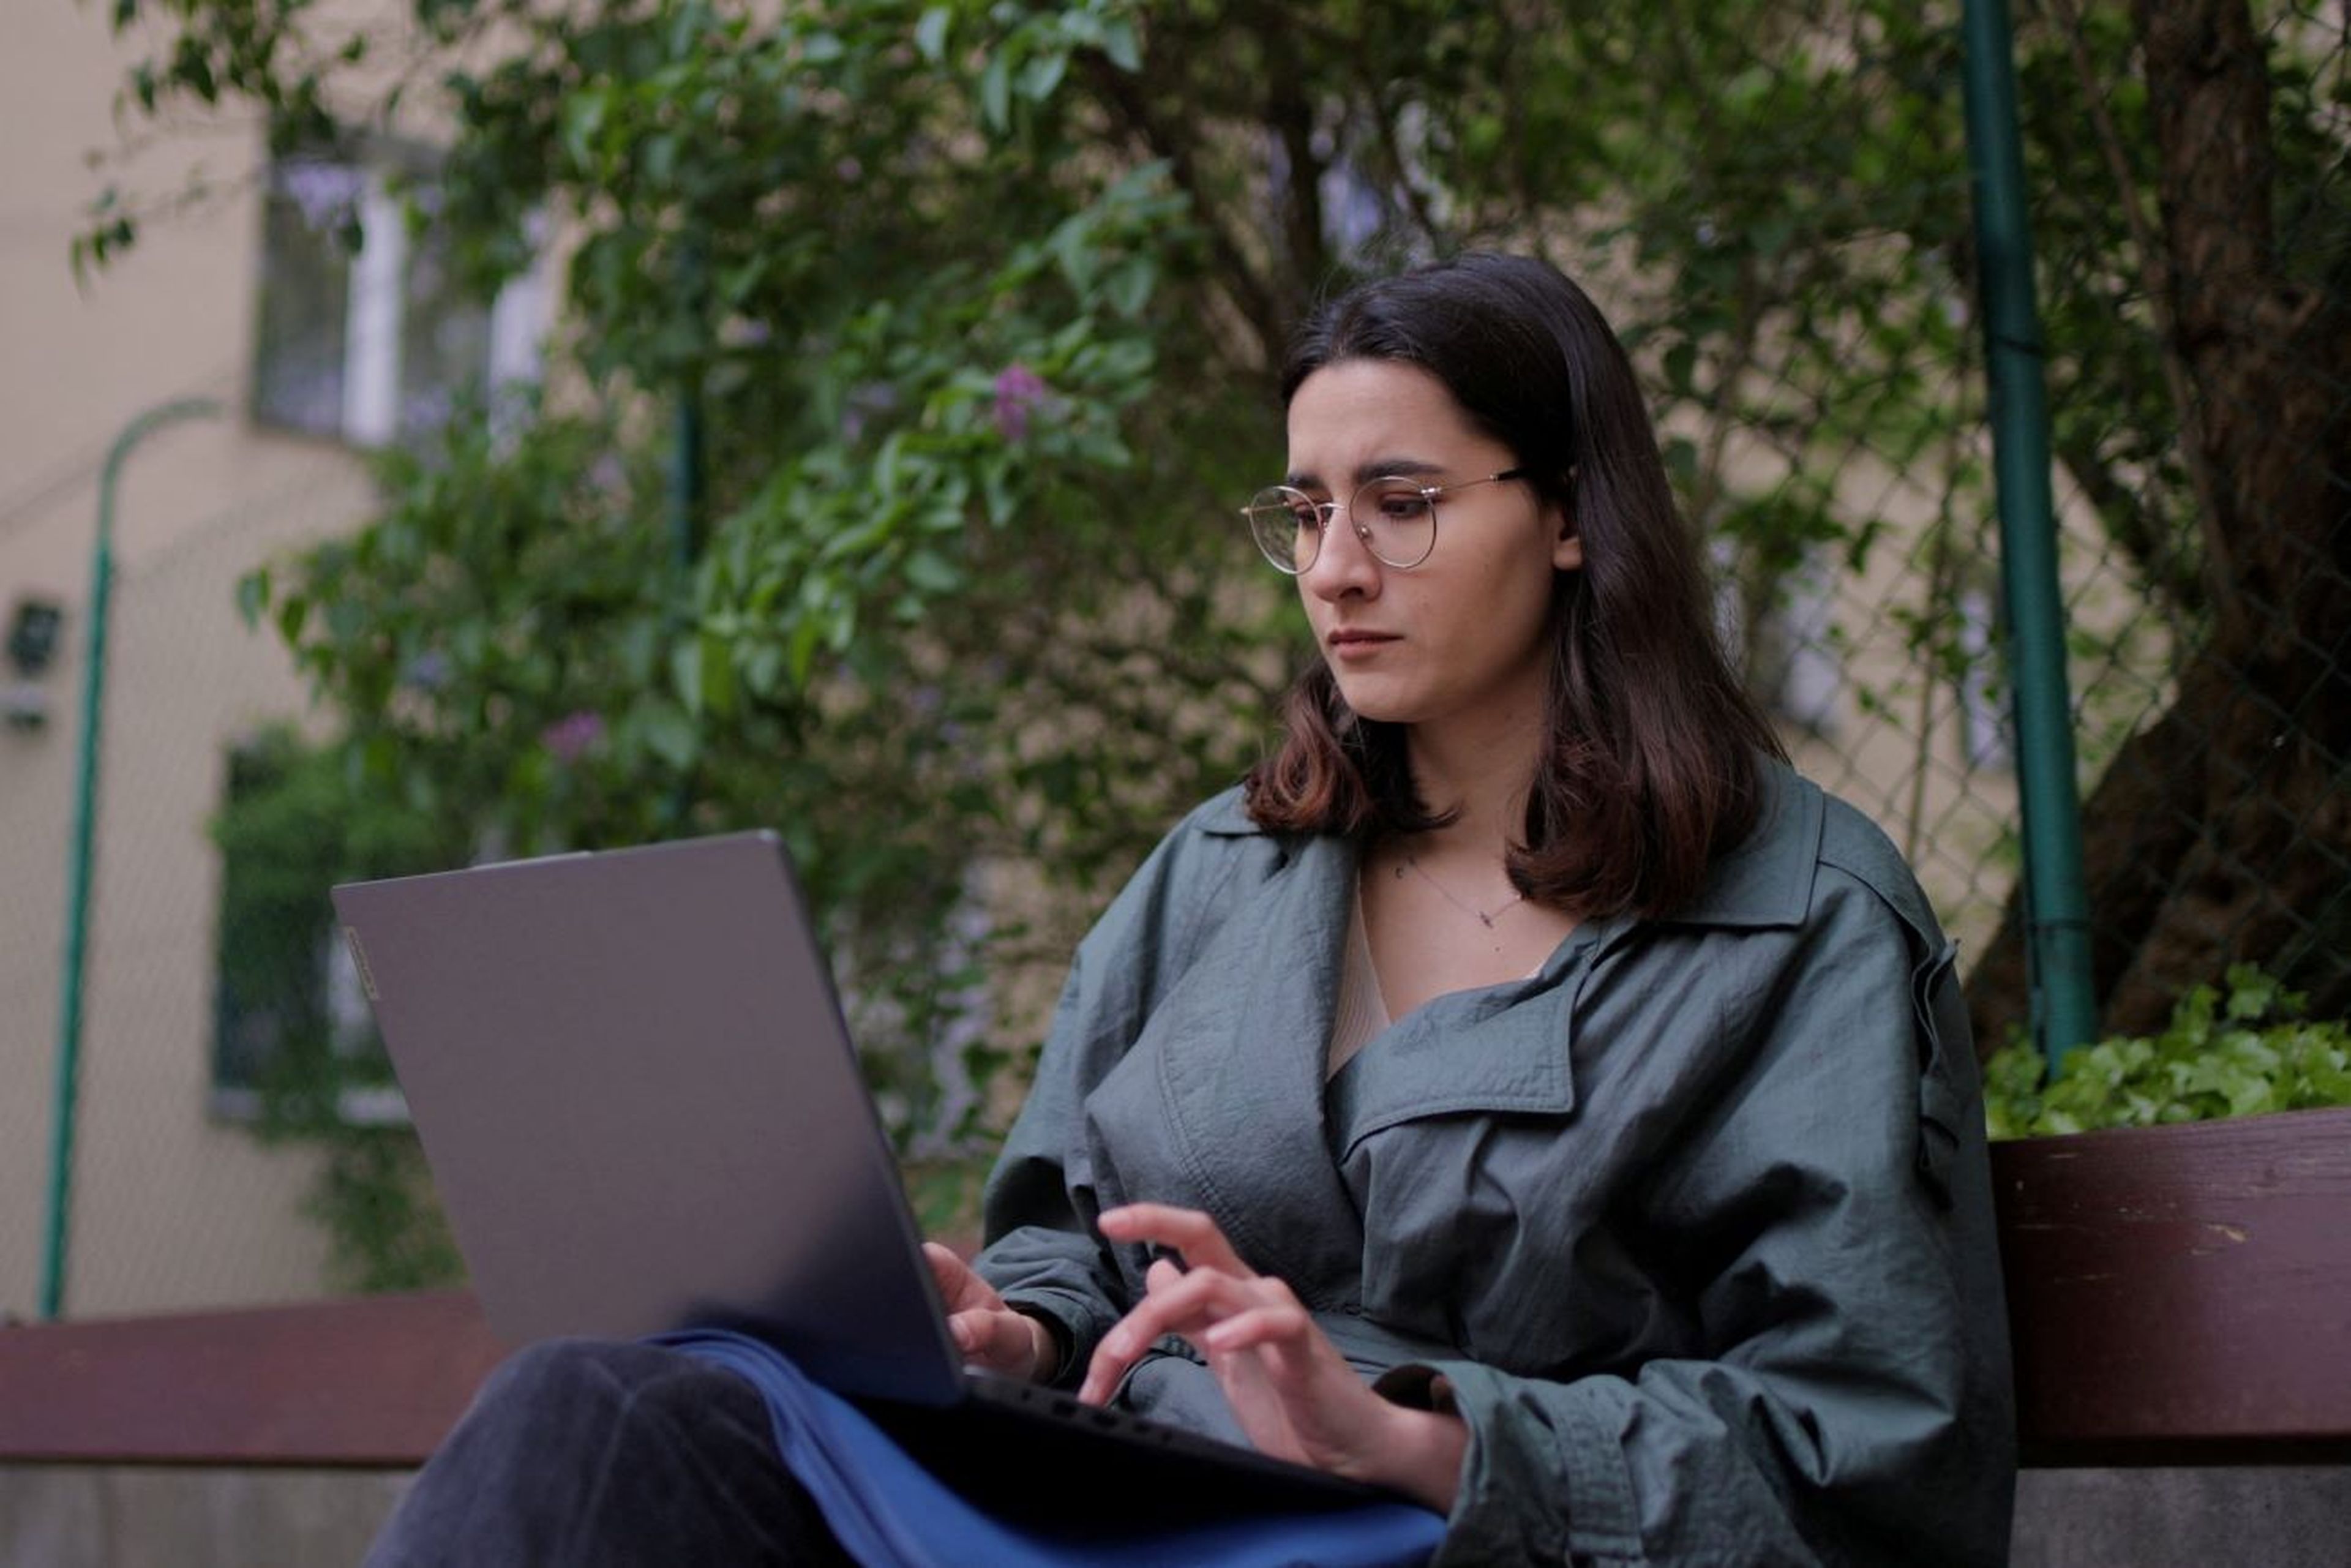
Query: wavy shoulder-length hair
xmin=1242 ymin=253 xmax=1785 ymax=921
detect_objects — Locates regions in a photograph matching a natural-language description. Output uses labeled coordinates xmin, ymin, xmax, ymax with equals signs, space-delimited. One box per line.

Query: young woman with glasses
xmin=368 ymin=255 xmax=2014 ymax=1567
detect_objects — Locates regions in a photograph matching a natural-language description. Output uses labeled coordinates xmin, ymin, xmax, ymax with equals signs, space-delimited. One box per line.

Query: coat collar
xmin=1646 ymin=762 xmax=1822 ymax=932
xmin=1193 ymin=788 xmax=1263 ymax=837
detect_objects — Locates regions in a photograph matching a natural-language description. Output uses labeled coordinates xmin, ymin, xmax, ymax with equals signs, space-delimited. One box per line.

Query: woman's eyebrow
xmin=1280 ymin=457 xmax=1448 ymax=490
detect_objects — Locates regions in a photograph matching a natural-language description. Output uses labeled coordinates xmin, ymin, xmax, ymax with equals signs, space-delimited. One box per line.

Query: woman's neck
xmin=1403 ymin=715 xmax=1543 ymax=860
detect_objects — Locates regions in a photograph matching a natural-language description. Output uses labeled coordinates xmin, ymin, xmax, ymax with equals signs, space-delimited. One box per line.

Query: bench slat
xmin=1993 ymin=1105 xmax=2351 ymax=1465
xmin=0 ymin=1290 xmax=505 ymax=1467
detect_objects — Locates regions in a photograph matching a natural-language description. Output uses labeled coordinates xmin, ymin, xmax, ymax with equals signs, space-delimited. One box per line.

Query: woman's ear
xmin=1550 ymin=508 xmax=1583 ymax=572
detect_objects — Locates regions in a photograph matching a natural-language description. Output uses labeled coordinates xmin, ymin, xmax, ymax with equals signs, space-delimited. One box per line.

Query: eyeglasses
xmin=1242 ymin=469 xmax=1528 ymax=573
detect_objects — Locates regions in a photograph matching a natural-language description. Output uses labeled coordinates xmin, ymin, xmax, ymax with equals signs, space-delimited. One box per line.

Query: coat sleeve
xmin=965 ymin=943 xmax=1129 ymax=1385
xmin=967 ymin=792 xmax=1276 ymax=1387
xmin=1376 ymin=868 xmax=2015 ymax=1567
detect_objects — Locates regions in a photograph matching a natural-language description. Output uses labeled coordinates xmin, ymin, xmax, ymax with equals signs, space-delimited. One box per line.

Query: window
xmin=250 ymin=153 xmax=546 ymax=447
xmin=209 ymin=732 xmax=433 ymax=1125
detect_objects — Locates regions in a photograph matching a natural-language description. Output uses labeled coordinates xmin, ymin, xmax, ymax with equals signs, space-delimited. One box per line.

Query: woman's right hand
xmin=923 ymin=1242 xmax=1056 ymax=1382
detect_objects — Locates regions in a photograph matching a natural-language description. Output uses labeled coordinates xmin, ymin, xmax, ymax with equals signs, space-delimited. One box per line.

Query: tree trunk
xmin=1967 ymin=0 xmax=2351 ymax=1053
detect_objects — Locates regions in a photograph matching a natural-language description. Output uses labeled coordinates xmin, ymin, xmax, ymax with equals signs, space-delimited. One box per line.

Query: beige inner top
xmin=1327 ymin=882 xmax=1395 ymax=1079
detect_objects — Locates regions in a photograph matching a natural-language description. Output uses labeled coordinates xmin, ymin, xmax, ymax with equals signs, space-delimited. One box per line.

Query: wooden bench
xmin=4 ymin=1106 xmax=2348 ymax=1469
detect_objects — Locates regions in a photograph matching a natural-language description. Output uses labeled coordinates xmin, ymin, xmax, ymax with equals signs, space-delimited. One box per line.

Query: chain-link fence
xmin=1540 ymin=0 xmax=2350 ymax=1057
xmin=1985 ymin=0 xmax=2351 ymax=1041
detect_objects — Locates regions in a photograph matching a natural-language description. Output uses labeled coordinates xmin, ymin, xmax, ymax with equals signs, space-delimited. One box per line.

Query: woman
xmin=369 ymin=254 xmax=2014 ymax=1566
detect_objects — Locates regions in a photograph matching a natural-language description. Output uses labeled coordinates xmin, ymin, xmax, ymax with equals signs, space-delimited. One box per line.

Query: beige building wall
xmin=1 ymin=5 xmax=384 ymax=1319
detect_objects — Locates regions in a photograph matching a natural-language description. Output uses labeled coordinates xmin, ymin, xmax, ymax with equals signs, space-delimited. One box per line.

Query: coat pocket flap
xmin=1332 ymin=983 xmax=1578 ymax=1155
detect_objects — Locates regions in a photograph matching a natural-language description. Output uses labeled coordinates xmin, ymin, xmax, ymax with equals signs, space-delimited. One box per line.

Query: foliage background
xmin=83 ymin=0 xmax=2351 ymax=1285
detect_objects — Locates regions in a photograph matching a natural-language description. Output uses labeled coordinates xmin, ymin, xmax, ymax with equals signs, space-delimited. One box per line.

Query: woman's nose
xmin=1302 ymin=515 xmax=1381 ymax=599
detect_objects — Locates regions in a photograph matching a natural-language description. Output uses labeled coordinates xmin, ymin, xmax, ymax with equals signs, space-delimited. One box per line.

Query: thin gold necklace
xmin=1394 ymin=852 xmax=1526 ymax=929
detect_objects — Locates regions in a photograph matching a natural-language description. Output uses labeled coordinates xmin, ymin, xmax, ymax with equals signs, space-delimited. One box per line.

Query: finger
xmin=1097 ymin=1203 xmax=1254 ymax=1278
xmin=923 ymin=1242 xmax=969 ymax=1294
xmin=1078 ymin=1267 xmax=1265 ymax=1405
xmin=923 ymin=1244 xmax=1002 ymax=1313
xmin=1202 ymin=1297 xmax=1318 ymax=1356
xmin=947 ymin=1307 xmax=1033 ymax=1375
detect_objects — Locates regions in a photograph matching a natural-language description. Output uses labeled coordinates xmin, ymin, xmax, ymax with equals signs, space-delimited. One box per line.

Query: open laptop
xmin=331 ymin=831 xmax=1384 ymax=1512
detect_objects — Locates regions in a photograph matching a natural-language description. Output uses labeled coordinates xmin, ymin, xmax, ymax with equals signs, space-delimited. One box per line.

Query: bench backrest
xmin=1998 ymin=1104 xmax=2351 ymax=1465
xmin=3 ymin=1106 xmax=2348 ymax=1467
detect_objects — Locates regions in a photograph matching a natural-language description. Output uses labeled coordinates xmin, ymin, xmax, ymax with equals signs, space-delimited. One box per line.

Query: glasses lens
xmin=1353 ymin=478 xmax=1437 ymax=568
xmin=1245 ymin=486 xmax=1321 ymax=573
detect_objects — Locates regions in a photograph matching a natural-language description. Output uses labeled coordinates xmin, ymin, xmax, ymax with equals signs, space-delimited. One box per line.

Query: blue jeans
xmin=365 ymin=1339 xmax=856 ymax=1567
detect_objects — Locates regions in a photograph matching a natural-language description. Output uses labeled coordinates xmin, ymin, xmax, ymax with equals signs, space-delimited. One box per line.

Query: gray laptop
xmin=331 ymin=833 xmax=1382 ymax=1509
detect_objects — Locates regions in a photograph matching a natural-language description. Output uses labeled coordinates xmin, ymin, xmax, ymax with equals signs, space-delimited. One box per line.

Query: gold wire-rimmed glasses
xmin=1242 ymin=469 xmax=1529 ymax=573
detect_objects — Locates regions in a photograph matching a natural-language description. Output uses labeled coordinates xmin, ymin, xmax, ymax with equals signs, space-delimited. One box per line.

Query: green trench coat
xmin=973 ymin=765 xmax=2016 ymax=1566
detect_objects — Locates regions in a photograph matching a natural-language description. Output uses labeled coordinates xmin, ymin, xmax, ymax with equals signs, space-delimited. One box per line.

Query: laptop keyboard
xmin=964 ymin=1368 xmax=1374 ymax=1484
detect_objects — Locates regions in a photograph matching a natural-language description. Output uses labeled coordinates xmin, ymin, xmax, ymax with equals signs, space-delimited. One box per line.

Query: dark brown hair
xmin=1243 ymin=253 xmax=1786 ymax=921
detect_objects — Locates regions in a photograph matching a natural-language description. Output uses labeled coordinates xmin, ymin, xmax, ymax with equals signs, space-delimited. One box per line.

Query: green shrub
xmin=1983 ymin=965 xmax=2351 ymax=1139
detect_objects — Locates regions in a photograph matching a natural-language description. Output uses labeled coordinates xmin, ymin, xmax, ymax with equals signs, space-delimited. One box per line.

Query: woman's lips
xmin=1325 ymin=629 xmax=1400 ymax=661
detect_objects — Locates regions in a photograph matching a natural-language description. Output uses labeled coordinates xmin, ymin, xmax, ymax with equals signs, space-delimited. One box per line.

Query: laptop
xmin=331 ymin=831 xmax=1385 ymax=1512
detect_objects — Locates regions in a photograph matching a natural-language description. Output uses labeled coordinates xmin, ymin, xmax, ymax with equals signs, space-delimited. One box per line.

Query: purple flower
xmin=541 ymin=709 xmax=604 ymax=762
xmin=842 ymin=381 xmax=899 ymax=442
xmin=992 ymin=363 xmax=1050 ymax=442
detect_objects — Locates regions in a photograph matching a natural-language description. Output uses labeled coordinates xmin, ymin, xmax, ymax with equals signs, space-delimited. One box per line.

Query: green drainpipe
xmin=666 ymin=240 xmax=707 ymax=830
xmin=1959 ymin=0 xmax=2099 ymax=1072
xmin=40 ymin=396 xmax=222 ymax=1321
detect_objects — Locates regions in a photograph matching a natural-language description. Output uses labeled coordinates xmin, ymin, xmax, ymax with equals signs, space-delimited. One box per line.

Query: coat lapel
xmin=1123 ymin=830 xmax=1372 ymax=1304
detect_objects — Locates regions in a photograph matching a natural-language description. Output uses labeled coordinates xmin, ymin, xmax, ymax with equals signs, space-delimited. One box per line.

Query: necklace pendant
xmin=1478 ymin=912 xmax=1494 ymax=928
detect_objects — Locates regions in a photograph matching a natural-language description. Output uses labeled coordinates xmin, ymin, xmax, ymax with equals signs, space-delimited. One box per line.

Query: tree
xmin=1962 ymin=0 xmax=2351 ymax=1042
xmin=86 ymin=0 xmax=2348 ymax=1110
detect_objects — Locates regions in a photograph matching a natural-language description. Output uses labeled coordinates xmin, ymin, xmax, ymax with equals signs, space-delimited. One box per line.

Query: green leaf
xmin=274 ymin=590 xmax=310 ymax=646
xmin=561 ymin=92 xmax=609 ymax=169
xmin=636 ymin=701 xmax=700 ymax=771
xmin=670 ymin=634 xmax=703 ymax=713
xmin=1983 ymin=966 xmax=2351 ymax=1138
xmin=787 ymin=614 xmax=823 ymax=686
xmin=978 ymin=50 xmax=1011 ymax=132
xmin=643 ymin=133 xmax=678 ymax=186
xmin=1019 ymin=50 xmax=1068 ymax=103
xmin=1101 ymin=17 xmax=1142 ymax=72
xmin=914 ymin=7 xmax=951 ymax=64
xmin=902 ymin=549 xmax=962 ymax=594
xmin=699 ymin=630 xmax=737 ymax=719
xmin=1103 ymin=256 xmax=1153 ymax=318
xmin=236 ymin=567 xmax=271 ymax=629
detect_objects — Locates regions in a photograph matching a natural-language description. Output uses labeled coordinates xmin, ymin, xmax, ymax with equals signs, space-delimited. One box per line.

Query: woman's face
xmin=1285 ymin=358 xmax=1580 ymax=738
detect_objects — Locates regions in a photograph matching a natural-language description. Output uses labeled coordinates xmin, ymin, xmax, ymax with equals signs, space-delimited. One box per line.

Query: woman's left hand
xmin=1078 ymin=1202 xmax=1466 ymax=1512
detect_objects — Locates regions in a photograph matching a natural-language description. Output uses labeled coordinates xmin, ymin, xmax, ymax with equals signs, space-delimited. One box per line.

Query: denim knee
xmin=472 ymin=1337 xmax=769 ymax=1443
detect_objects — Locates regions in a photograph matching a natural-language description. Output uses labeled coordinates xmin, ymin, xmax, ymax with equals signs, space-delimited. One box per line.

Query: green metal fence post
xmin=39 ymin=396 xmax=222 ymax=1321
xmin=1959 ymin=0 xmax=2099 ymax=1071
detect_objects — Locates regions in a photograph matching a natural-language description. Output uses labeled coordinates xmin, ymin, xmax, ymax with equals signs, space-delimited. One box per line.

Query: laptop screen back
xmin=332 ymin=833 xmax=964 ymax=1406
